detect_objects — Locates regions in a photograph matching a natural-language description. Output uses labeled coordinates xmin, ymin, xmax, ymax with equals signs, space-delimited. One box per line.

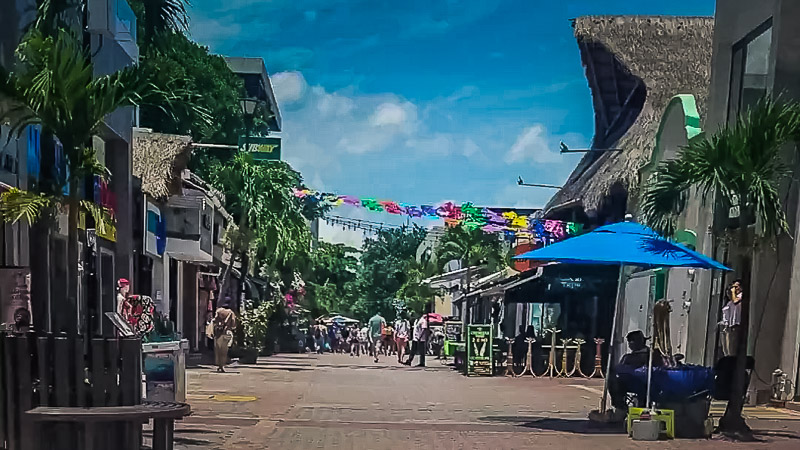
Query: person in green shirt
xmin=368 ymin=313 xmax=386 ymax=363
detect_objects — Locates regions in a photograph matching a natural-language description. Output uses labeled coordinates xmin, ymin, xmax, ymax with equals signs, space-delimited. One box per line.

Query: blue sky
xmin=188 ymin=0 xmax=715 ymax=244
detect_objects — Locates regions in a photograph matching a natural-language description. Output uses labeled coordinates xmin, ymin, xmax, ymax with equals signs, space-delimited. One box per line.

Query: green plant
xmin=640 ymin=96 xmax=800 ymax=437
xmin=239 ymin=300 xmax=278 ymax=351
xmin=211 ymin=154 xmax=311 ymax=296
xmin=0 ymin=25 xmax=197 ymax=331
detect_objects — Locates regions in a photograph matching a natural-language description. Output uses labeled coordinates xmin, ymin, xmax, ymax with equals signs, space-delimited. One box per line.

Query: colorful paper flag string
xmin=294 ymin=188 xmax=583 ymax=243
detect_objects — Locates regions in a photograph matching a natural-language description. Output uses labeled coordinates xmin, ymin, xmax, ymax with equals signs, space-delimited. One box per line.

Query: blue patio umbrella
xmin=515 ymin=221 xmax=729 ymax=269
xmin=514 ymin=221 xmax=729 ymax=411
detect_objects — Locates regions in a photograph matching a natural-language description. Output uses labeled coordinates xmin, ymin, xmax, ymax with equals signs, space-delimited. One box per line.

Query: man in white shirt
xmin=403 ymin=314 xmax=429 ymax=367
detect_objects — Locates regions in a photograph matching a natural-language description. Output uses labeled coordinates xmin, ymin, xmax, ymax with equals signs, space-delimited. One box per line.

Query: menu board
xmin=445 ymin=322 xmax=463 ymax=341
xmin=466 ymin=324 xmax=493 ymax=376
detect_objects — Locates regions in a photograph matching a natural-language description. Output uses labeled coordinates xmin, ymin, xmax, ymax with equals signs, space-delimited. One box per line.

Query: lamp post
xmin=240 ymin=97 xmax=258 ymax=152
xmin=517 ymin=177 xmax=562 ymax=189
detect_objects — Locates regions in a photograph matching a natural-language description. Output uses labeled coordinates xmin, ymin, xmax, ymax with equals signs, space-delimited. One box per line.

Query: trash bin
xmin=142 ymin=339 xmax=189 ymax=402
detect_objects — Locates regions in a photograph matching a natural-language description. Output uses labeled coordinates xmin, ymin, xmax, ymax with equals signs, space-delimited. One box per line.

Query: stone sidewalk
xmin=165 ymin=353 xmax=800 ymax=449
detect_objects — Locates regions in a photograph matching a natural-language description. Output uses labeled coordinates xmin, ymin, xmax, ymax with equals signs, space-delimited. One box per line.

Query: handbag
xmin=205 ymin=321 xmax=215 ymax=338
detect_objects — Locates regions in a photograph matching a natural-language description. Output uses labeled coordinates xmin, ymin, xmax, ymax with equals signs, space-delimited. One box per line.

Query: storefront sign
xmin=0 ymin=268 xmax=32 ymax=330
xmin=239 ymin=136 xmax=281 ymax=161
xmin=466 ymin=324 xmax=493 ymax=376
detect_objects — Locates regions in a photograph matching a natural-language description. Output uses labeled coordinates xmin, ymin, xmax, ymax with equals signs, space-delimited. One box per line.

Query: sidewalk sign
xmin=466 ymin=324 xmax=493 ymax=376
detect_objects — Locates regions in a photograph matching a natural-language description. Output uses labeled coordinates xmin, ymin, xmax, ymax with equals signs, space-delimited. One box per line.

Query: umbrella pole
xmin=600 ymin=263 xmax=625 ymax=413
xmin=646 ymin=313 xmax=655 ymax=409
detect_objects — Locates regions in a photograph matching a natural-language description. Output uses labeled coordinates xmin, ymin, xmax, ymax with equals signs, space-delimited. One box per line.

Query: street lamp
xmin=240 ymin=97 xmax=258 ymax=116
xmin=517 ymin=176 xmax=562 ymax=189
xmin=240 ymin=97 xmax=258 ymax=151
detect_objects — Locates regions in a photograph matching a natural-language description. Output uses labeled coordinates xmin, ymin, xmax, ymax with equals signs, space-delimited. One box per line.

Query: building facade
xmin=702 ymin=0 xmax=800 ymax=402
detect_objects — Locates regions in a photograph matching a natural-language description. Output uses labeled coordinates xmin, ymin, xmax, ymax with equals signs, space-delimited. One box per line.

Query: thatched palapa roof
xmin=545 ymin=15 xmax=714 ymax=216
xmin=132 ymin=128 xmax=192 ymax=200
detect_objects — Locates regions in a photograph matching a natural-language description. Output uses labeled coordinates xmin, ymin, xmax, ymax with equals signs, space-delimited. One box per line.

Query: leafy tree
xmin=127 ymin=0 xmax=189 ymax=48
xmin=136 ymin=32 xmax=245 ymax=146
xmin=209 ymin=154 xmax=311 ymax=296
xmin=396 ymin=250 xmax=438 ymax=316
xmin=353 ymin=226 xmax=427 ymax=321
xmin=436 ymin=224 xmax=507 ymax=273
xmin=640 ymin=97 xmax=800 ymax=438
xmin=0 ymin=26 xmax=191 ymax=332
xmin=303 ymin=241 xmax=360 ymax=317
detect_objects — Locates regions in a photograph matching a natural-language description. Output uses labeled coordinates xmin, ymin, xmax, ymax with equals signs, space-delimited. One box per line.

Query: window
xmin=728 ymin=20 xmax=773 ymax=122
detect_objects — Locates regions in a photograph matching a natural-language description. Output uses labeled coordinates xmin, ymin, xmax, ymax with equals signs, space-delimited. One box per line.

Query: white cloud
xmin=271 ymin=71 xmax=308 ymax=105
xmin=505 ymin=124 xmax=561 ymax=164
xmin=272 ymin=71 xmax=455 ymax=184
xmin=370 ymin=102 xmax=414 ymax=127
xmin=405 ymin=134 xmax=454 ymax=157
xmin=462 ymin=138 xmax=481 ymax=158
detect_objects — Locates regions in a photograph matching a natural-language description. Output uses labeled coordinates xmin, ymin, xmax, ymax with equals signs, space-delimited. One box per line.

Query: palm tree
xmin=435 ymin=224 xmax=507 ymax=324
xmin=0 ymin=27 xmax=192 ymax=332
xmin=135 ymin=0 xmax=189 ymax=46
xmin=210 ymin=154 xmax=311 ymax=298
xmin=640 ymin=97 xmax=800 ymax=437
xmin=436 ymin=224 xmax=506 ymax=273
xmin=397 ymin=251 xmax=439 ymax=316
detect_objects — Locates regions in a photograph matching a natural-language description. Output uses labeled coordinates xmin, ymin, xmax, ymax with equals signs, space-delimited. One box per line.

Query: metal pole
xmin=600 ymin=263 xmax=626 ymax=412
xmin=646 ymin=312 xmax=655 ymax=409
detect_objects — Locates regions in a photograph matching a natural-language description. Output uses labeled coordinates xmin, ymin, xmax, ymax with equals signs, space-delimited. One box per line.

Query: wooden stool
xmin=569 ymin=338 xmax=588 ymax=377
xmin=589 ymin=338 xmax=605 ymax=378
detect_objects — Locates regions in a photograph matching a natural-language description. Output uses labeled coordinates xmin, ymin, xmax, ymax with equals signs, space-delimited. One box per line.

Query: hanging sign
xmin=239 ymin=136 xmax=281 ymax=161
xmin=466 ymin=324 xmax=493 ymax=376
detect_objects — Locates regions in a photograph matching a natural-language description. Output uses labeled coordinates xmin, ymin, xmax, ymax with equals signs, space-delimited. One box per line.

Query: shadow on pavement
xmin=753 ymin=430 xmax=800 ymax=440
xmin=480 ymin=416 xmax=625 ymax=435
xmin=235 ymin=365 xmax=312 ymax=372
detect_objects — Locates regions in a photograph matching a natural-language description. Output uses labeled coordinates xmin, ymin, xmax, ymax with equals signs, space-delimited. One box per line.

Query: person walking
xmin=313 ymin=321 xmax=325 ymax=354
xmin=404 ymin=314 xmax=429 ymax=367
xmin=394 ymin=314 xmax=411 ymax=364
xmin=349 ymin=324 xmax=361 ymax=356
xmin=213 ymin=299 xmax=237 ymax=373
xmin=381 ymin=322 xmax=395 ymax=356
xmin=359 ymin=325 xmax=369 ymax=356
xmin=368 ymin=312 xmax=386 ymax=363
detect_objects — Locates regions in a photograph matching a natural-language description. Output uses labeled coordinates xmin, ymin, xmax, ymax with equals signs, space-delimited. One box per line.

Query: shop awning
xmin=423 ymin=265 xmax=483 ymax=290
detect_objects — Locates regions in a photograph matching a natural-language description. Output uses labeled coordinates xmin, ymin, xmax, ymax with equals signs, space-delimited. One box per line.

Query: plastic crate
xmin=627 ymin=407 xmax=675 ymax=439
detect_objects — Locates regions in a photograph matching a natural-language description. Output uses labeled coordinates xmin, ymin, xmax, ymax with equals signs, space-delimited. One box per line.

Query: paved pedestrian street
xmin=162 ymin=354 xmax=800 ymax=449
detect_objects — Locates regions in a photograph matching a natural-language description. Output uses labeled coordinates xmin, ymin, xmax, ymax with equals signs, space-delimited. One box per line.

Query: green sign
xmin=466 ymin=324 xmax=493 ymax=376
xmin=239 ymin=136 xmax=281 ymax=161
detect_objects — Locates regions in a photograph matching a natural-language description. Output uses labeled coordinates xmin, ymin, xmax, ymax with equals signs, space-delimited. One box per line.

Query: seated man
xmin=608 ymin=330 xmax=664 ymax=418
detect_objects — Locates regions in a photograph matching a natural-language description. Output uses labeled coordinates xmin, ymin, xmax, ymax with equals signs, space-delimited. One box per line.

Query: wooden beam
xmin=579 ymin=40 xmax=610 ymax=132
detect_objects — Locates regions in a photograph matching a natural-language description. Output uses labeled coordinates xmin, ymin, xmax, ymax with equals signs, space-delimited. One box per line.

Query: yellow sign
xmin=78 ymin=210 xmax=117 ymax=242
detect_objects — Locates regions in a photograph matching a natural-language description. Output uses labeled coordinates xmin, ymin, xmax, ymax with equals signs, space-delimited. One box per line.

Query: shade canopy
xmin=514 ymin=222 xmax=730 ymax=271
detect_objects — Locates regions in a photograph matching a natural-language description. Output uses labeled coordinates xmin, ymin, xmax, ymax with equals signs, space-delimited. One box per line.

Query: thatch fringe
xmin=132 ymin=129 xmax=193 ymax=200
xmin=545 ymin=15 xmax=714 ymax=215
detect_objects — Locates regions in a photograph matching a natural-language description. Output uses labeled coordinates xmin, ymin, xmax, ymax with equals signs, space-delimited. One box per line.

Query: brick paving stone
xmin=173 ymin=352 xmax=800 ymax=449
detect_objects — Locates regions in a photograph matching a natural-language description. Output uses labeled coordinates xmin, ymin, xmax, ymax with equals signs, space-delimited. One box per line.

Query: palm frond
xmin=640 ymin=159 xmax=693 ymax=236
xmin=141 ymin=0 xmax=190 ymax=43
xmin=0 ymin=188 xmax=57 ymax=224
xmin=80 ymin=201 xmax=113 ymax=237
xmin=641 ymin=95 xmax=800 ymax=240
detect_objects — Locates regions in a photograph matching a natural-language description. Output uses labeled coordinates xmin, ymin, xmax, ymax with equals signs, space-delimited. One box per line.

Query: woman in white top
xmin=720 ymin=279 xmax=743 ymax=356
xmin=394 ymin=315 xmax=411 ymax=363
